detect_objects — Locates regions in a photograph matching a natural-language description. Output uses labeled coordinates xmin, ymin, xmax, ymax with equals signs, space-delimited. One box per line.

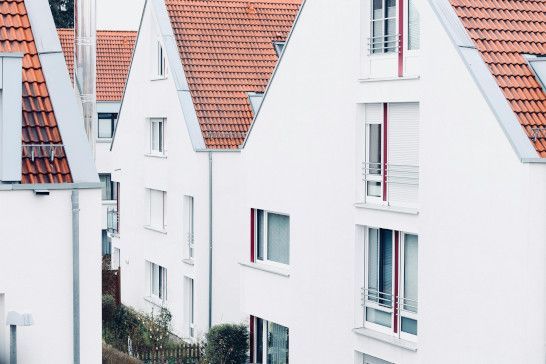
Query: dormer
xmin=0 ymin=53 xmax=23 ymax=183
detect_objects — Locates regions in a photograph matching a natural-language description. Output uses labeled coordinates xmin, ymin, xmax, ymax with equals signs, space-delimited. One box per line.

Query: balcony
xmin=362 ymin=162 xmax=419 ymax=209
xmin=368 ymin=34 xmax=401 ymax=55
xmin=107 ymin=207 xmax=119 ymax=234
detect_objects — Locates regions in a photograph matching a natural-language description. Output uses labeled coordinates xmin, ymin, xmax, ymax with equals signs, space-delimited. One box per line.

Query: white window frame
xmin=149 ymin=118 xmax=165 ymax=156
xmin=253 ymin=209 xmax=290 ymax=267
xmin=364 ymin=227 xmax=418 ymax=341
xmin=184 ymin=277 xmax=195 ymax=338
xmin=148 ymin=261 xmax=167 ymax=302
xmin=364 ymin=115 xmax=384 ymax=204
xmin=183 ymin=196 xmax=195 ymax=260
xmin=252 ymin=317 xmax=289 ymax=364
xmin=147 ymin=188 xmax=167 ymax=231
xmin=370 ymin=0 xmax=399 ymax=55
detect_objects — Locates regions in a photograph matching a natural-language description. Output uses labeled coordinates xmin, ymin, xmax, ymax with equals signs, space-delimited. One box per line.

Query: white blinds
xmin=267 ymin=213 xmax=290 ymax=264
xmin=149 ymin=189 xmax=165 ymax=229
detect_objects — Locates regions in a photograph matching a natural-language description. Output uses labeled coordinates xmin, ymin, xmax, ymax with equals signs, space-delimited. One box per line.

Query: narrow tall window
xmin=184 ymin=277 xmax=195 ymax=338
xmin=371 ymin=0 xmax=397 ymax=54
xmin=150 ymin=118 xmax=165 ymax=155
xmin=364 ymin=104 xmax=384 ymax=201
xmin=148 ymin=261 xmax=167 ymax=301
xmin=364 ymin=228 xmax=418 ymax=340
xmin=183 ymin=196 xmax=194 ymax=259
xmin=112 ymin=248 xmax=121 ymax=269
xmin=252 ymin=209 xmax=290 ymax=265
xmin=157 ymin=41 xmax=166 ymax=77
xmin=99 ymin=174 xmax=117 ymax=201
xmin=147 ymin=189 xmax=166 ymax=231
xmin=251 ymin=317 xmax=289 ymax=364
xmin=408 ymin=0 xmax=420 ymax=50
xmin=97 ymin=113 xmax=117 ymax=139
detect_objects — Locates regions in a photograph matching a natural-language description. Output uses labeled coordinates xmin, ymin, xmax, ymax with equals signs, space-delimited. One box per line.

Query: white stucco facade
xmin=111 ymin=0 xmax=546 ymax=363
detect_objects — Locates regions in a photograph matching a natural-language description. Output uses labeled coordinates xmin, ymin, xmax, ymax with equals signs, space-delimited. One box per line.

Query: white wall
xmin=0 ymin=188 xmax=101 ymax=363
xmin=97 ymin=0 xmax=145 ymax=31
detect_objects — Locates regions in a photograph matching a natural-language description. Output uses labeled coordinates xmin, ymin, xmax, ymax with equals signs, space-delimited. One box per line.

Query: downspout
xmin=71 ymin=190 xmax=81 ymax=364
xmin=208 ymin=152 xmax=213 ymax=329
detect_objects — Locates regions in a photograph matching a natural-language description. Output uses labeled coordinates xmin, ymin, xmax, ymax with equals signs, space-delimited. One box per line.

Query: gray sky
xmin=96 ymin=0 xmax=145 ymax=30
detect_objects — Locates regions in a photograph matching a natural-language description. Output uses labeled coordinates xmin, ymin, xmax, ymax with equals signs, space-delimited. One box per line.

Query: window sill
xmin=144 ymin=295 xmax=166 ymax=307
xmin=239 ymin=261 xmax=290 ymax=277
xmin=353 ymin=327 xmax=417 ymax=352
xmin=144 ymin=153 xmax=167 ymax=159
xmin=96 ymin=138 xmax=113 ymax=144
xmin=182 ymin=258 xmax=195 ymax=266
xmin=144 ymin=225 xmax=168 ymax=234
xmin=102 ymin=200 xmax=117 ymax=205
xmin=151 ymin=76 xmax=168 ymax=81
xmin=354 ymin=203 xmax=419 ymax=215
xmin=358 ymin=75 xmax=420 ymax=83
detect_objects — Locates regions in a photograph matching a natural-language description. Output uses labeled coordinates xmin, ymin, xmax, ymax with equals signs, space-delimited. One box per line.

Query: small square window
xmin=98 ymin=113 xmax=117 ymax=139
xmin=252 ymin=209 xmax=290 ymax=265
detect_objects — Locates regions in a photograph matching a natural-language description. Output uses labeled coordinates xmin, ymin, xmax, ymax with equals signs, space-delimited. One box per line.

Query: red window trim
xmin=250 ymin=209 xmax=255 ymax=263
xmin=382 ymin=103 xmax=388 ymax=201
xmin=393 ymin=231 xmax=400 ymax=333
xmin=398 ymin=0 xmax=404 ymax=77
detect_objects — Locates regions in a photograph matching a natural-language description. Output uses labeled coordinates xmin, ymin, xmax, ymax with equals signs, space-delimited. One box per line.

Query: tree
xmin=205 ymin=324 xmax=248 ymax=364
xmin=48 ymin=0 xmax=74 ymax=28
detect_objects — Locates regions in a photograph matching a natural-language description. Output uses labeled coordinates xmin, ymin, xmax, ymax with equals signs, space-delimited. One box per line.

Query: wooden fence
xmin=131 ymin=343 xmax=203 ymax=364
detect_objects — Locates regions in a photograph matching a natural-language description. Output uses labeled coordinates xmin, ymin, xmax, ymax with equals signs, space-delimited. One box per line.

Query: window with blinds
xmin=147 ymin=188 xmax=166 ymax=231
xmin=252 ymin=209 xmax=290 ymax=265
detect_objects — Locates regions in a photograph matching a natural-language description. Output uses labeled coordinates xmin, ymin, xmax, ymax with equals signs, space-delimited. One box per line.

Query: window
xmin=248 ymin=93 xmax=264 ymax=115
xmin=252 ymin=209 xmax=290 ymax=265
xmin=184 ymin=277 xmax=195 ymax=338
xmin=273 ymin=41 xmax=286 ymax=57
xmin=149 ymin=118 xmax=165 ymax=155
xmin=357 ymin=352 xmax=393 ymax=364
xmin=112 ymin=248 xmax=120 ymax=269
xmin=147 ymin=261 xmax=167 ymax=301
xmin=364 ymin=228 xmax=418 ymax=340
xmin=371 ymin=0 xmax=397 ymax=54
xmin=363 ymin=103 xmax=419 ymax=207
xmin=156 ymin=41 xmax=167 ymax=77
xmin=250 ymin=317 xmax=289 ymax=364
xmin=97 ymin=113 xmax=117 ymax=139
xmin=101 ymin=230 xmax=111 ymax=256
xmin=99 ymin=174 xmax=118 ymax=201
xmin=183 ymin=196 xmax=194 ymax=259
xmin=147 ymin=189 xmax=166 ymax=231
xmin=408 ymin=0 xmax=420 ymax=50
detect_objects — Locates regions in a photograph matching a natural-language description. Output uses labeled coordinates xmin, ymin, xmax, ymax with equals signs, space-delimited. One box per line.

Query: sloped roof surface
xmin=450 ymin=0 xmax=546 ymax=157
xmin=0 ymin=0 xmax=72 ymax=183
xmin=58 ymin=29 xmax=137 ymax=101
xmin=165 ymin=0 xmax=302 ymax=149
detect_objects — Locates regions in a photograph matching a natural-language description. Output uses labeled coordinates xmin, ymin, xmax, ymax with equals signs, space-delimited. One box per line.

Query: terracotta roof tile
xmin=58 ymin=29 xmax=136 ymax=102
xmin=0 ymin=0 xmax=72 ymax=183
xmin=165 ymin=0 xmax=302 ymax=149
xmin=450 ymin=0 xmax=546 ymax=157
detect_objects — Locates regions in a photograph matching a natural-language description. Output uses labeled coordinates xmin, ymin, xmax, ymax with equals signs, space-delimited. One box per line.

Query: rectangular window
xmin=251 ymin=317 xmax=289 ymax=364
xmin=252 ymin=209 xmax=290 ymax=265
xmin=147 ymin=189 xmax=166 ymax=231
xmin=101 ymin=230 xmax=111 ymax=256
xmin=183 ymin=196 xmax=194 ymax=259
xmin=99 ymin=174 xmax=117 ymax=201
xmin=357 ymin=352 xmax=393 ymax=364
xmin=371 ymin=0 xmax=398 ymax=54
xmin=112 ymin=248 xmax=120 ymax=270
xmin=150 ymin=118 xmax=165 ymax=155
xmin=97 ymin=113 xmax=117 ymax=139
xmin=408 ymin=0 xmax=420 ymax=50
xmin=148 ymin=261 xmax=167 ymax=301
xmin=157 ymin=41 xmax=166 ymax=77
xmin=184 ymin=277 xmax=195 ymax=338
xmin=364 ymin=227 xmax=418 ymax=340
xmin=364 ymin=104 xmax=384 ymax=201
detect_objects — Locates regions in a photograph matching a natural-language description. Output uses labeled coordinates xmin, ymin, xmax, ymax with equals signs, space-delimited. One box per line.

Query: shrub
xmin=102 ymin=341 xmax=142 ymax=364
xmin=204 ymin=324 xmax=248 ymax=364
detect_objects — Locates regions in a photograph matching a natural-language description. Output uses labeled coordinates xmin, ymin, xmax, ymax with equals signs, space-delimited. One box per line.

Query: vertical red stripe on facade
xmin=394 ymin=231 xmax=400 ymax=333
xmin=250 ymin=209 xmax=255 ymax=262
xmin=398 ymin=0 xmax=404 ymax=77
xmin=249 ymin=315 xmax=255 ymax=361
xmin=383 ymin=103 xmax=388 ymax=201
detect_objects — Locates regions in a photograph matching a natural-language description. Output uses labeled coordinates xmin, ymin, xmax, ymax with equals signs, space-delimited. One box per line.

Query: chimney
xmin=74 ymin=0 xmax=97 ymax=159
xmin=0 ymin=53 xmax=23 ymax=182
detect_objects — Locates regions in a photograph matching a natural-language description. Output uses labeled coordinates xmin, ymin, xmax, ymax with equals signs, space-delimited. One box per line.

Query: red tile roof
xmin=450 ymin=0 xmax=546 ymax=157
xmin=0 ymin=0 xmax=72 ymax=183
xmin=58 ymin=29 xmax=137 ymax=102
xmin=165 ymin=0 xmax=302 ymax=149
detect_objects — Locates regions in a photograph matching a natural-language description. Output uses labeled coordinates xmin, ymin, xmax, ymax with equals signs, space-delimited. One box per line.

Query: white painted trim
xmin=239 ymin=262 xmax=290 ymax=278
xmin=353 ymin=327 xmax=418 ymax=352
xmin=354 ymin=203 xmax=419 ymax=215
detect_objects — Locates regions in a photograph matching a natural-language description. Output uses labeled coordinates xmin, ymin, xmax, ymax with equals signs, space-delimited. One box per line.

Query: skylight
xmin=273 ymin=41 xmax=286 ymax=57
xmin=248 ymin=92 xmax=264 ymax=115
xmin=526 ymin=56 xmax=546 ymax=92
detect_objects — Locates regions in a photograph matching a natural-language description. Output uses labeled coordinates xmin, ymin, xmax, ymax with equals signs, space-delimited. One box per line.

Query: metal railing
xmin=362 ymin=162 xmax=419 ymax=187
xmin=368 ymin=34 xmax=401 ymax=54
xmin=362 ymin=288 xmax=418 ymax=313
xmin=107 ymin=207 xmax=119 ymax=233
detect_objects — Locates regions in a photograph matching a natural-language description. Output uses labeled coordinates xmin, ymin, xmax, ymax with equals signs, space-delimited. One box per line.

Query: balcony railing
xmin=107 ymin=207 xmax=119 ymax=234
xmin=368 ymin=34 xmax=401 ymax=55
xmin=362 ymin=162 xmax=419 ymax=207
xmin=362 ymin=288 xmax=418 ymax=323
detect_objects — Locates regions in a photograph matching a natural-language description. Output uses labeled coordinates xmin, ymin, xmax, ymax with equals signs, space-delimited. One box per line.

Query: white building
xmin=112 ymin=0 xmax=546 ymax=363
xmin=0 ymin=0 xmax=101 ymax=362
xmin=110 ymin=0 xmax=302 ymax=341
xmin=58 ymin=29 xmax=136 ymax=257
